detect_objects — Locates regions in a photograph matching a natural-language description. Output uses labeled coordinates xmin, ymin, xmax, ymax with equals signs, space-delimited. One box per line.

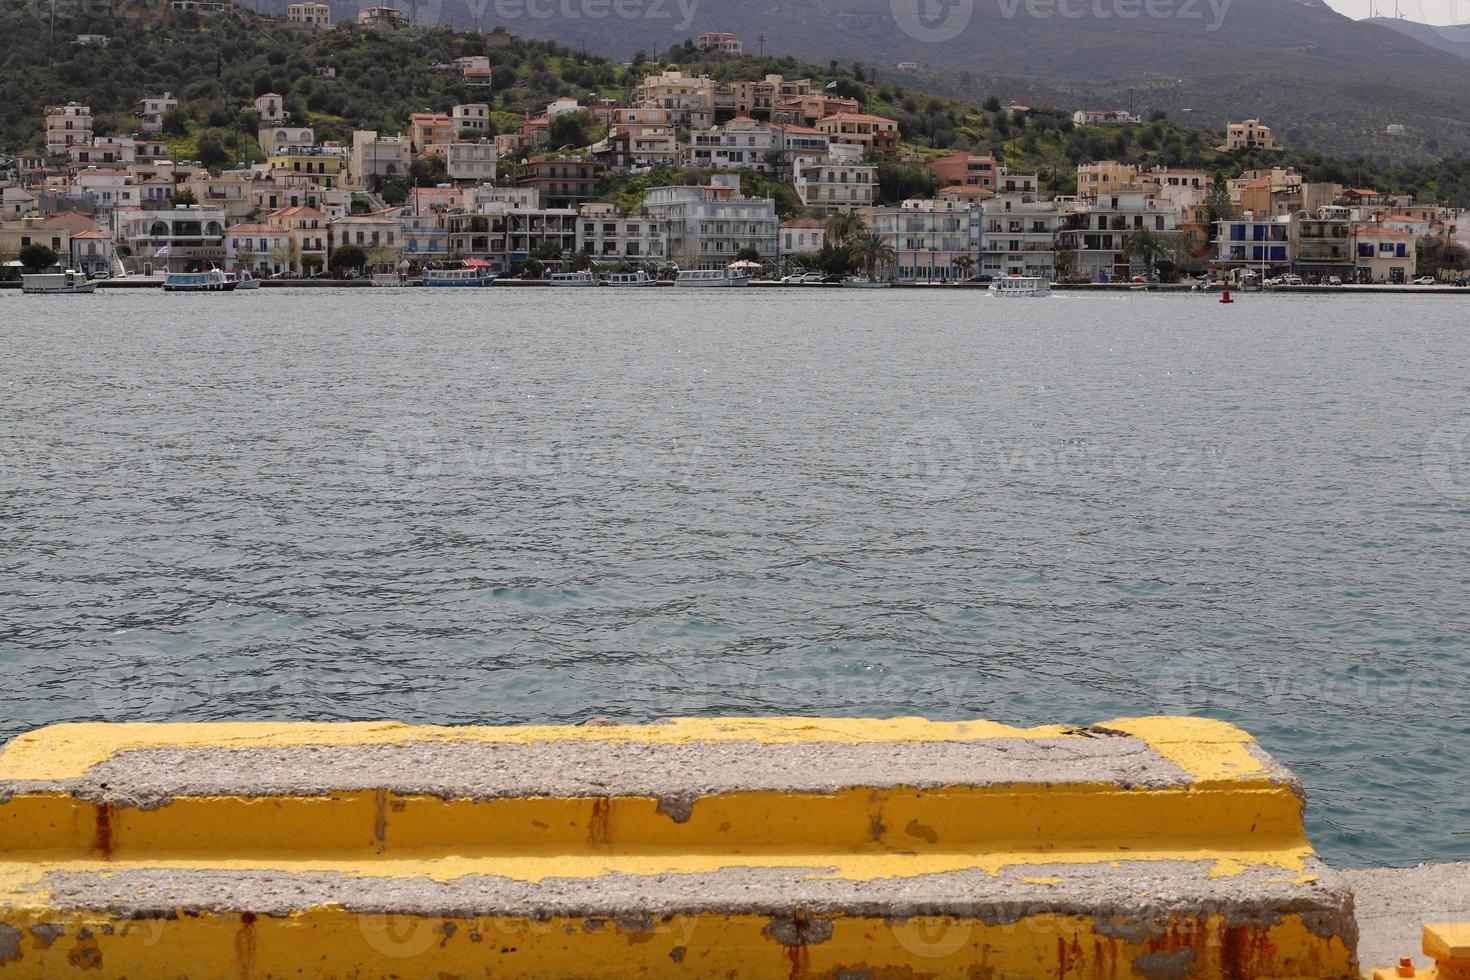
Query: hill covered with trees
xmin=7 ymin=4 xmax=1470 ymax=206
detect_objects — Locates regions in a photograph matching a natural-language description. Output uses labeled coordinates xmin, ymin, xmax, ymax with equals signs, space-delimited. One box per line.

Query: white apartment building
xmin=641 ymin=175 xmax=778 ymax=268
xmin=134 ymin=94 xmax=177 ymax=133
xmin=68 ymin=230 xmax=114 ymax=278
xmin=632 ymin=71 xmax=715 ymax=128
xmin=348 ymin=131 xmax=410 ymax=189
xmin=686 ymin=119 xmax=775 ymax=172
xmin=69 ymin=137 xmax=137 ymax=167
xmin=331 ymin=207 xmax=403 ymax=259
xmin=444 ymin=186 xmax=578 ymax=271
xmin=258 ymin=126 xmax=315 ymax=156
xmin=794 ymin=160 xmax=877 ymax=214
xmin=862 ymin=198 xmax=981 ymax=282
xmin=223 ymin=222 xmax=291 ymax=276
xmin=1057 ymin=191 xmax=1178 ymax=281
xmin=120 ymin=204 xmax=227 ymax=275
xmin=575 ymin=203 xmax=666 ymax=264
xmin=44 ymin=104 xmax=92 ymax=154
xmin=74 ymin=168 xmax=139 ymax=211
xmin=980 ymin=194 xmax=1061 ymax=279
xmin=440 ymin=140 xmax=498 ymax=183
xmin=286 ymin=2 xmax=331 ymax=28
xmin=255 ymin=93 xmax=286 ymax=125
xmin=452 ymin=103 xmax=492 ymax=135
xmin=780 ymin=216 xmax=827 ymax=255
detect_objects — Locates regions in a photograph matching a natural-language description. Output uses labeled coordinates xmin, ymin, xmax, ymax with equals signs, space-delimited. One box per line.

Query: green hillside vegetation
xmin=7 ymin=5 xmax=1470 ymax=207
xmin=396 ymin=0 xmax=1470 ymax=162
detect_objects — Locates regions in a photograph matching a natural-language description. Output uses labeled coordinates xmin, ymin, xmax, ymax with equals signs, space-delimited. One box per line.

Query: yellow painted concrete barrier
xmin=0 ymin=717 xmax=1356 ymax=978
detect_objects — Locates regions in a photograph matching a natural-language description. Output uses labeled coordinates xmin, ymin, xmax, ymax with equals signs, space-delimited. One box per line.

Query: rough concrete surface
xmin=4 ymin=737 xmax=1206 ymax=809
xmin=33 ymin=858 xmax=1353 ymax=938
xmin=1347 ymin=863 xmax=1470 ymax=972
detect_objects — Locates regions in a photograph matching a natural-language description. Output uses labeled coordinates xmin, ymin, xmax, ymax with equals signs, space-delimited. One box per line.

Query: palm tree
xmin=852 ymin=232 xmax=895 ymax=278
xmin=825 ymin=211 xmax=865 ymax=246
xmin=954 ymin=255 xmax=975 ymax=281
xmin=1123 ymin=229 xmax=1175 ymax=278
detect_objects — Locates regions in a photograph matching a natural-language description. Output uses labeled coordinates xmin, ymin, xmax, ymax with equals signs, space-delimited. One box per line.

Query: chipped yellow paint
xmin=0 ymin=719 xmax=1347 ymax=978
xmin=0 ymin=905 xmax=1358 ymax=979
xmin=0 ymin=781 xmax=1310 ymax=877
xmin=0 ymin=716 xmax=1272 ymax=782
xmin=1098 ymin=716 xmax=1271 ymax=781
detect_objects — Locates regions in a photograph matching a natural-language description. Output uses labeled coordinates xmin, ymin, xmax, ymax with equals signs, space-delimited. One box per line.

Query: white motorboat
xmin=841 ymin=274 xmax=890 ymax=289
xmin=226 ymin=270 xmax=261 ymax=290
xmin=549 ymin=271 xmax=599 ymax=287
xmin=163 ymin=269 xmax=236 ymax=292
xmin=22 ymin=269 xmax=97 ymax=294
xmin=988 ymin=275 xmax=1052 ymax=297
xmin=605 ymin=271 xmax=658 ymax=287
xmin=675 ymin=267 xmax=750 ymax=288
xmin=424 ymin=264 xmax=497 ymax=287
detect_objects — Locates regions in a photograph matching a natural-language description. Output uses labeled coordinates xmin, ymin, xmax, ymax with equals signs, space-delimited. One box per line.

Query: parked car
xmin=1280 ymin=274 xmax=1304 ymax=286
xmin=1325 ymin=276 xmax=1343 ymax=286
xmin=1412 ymin=276 xmax=1437 ymax=285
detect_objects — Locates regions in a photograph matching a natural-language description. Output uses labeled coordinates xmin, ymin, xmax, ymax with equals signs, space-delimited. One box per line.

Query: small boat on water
xmin=988 ymin=275 xmax=1052 ymax=297
xmin=549 ymin=271 xmax=599 ymax=287
xmin=22 ymin=269 xmax=97 ymax=294
xmin=423 ymin=264 xmax=496 ymax=287
xmin=164 ymin=269 xmax=236 ymax=292
xmin=841 ymin=274 xmax=889 ymax=289
xmin=675 ymin=266 xmax=750 ymax=288
xmin=372 ymin=273 xmax=405 ymax=287
xmin=226 ymin=270 xmax=261 ymax=290
xmin=605 ymin=270 xmax=658 ymax=287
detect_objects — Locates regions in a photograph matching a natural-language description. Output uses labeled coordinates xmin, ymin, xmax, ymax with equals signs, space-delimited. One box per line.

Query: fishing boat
xmin=675 ymin=266 xmax=750 ymax=288
xmin=371 ymin=273 xmax=405 ymax=287
xmin=423 ymin=263 xmax=497 ymax=287
xmin=21 ymin=269 xmax=97 ymax=294
xmin=841 ymin=274 xmax=889 ymax=289
xmin=163 ymin=269 xmax=236 ymax=292
xmin=605 ymin=270 xmax=658 ymax=287
xmin=549 ymin=271 xmax=599 ymax=287
xmin=988 ymin=275 xmax=1051 ymax=297
xmin=226 ymin=270 xmax=261 ymax=290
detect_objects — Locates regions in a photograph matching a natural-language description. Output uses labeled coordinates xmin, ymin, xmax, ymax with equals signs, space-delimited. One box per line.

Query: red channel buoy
xmin=1219 ymin=289 xmax=1233 ymax=304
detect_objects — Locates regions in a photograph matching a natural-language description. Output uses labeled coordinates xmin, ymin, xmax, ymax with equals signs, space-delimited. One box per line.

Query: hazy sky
xmin=1324 ymin=0 xmax=1469 ymax=22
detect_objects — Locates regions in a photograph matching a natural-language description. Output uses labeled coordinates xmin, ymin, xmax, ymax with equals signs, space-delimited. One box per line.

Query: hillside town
xmin=4 ymin=29 xmax=1467 ymax=286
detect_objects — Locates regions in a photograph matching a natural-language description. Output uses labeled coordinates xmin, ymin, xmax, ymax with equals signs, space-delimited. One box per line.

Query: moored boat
xmin=841 ymin=274 xmax=889 ymax=289
xmin=605 ymin=270 xmax=658 ymax=287
xmin=988 ymin=275 xmax=1052 ymax=297
xmin=163 ymin=269 xmax=236 ymax=292
xmin=226 ymin=270 xmax=261 ymax=290
xmin=675 ymin=266 xmax=750 ymax=288
xmin=549 ymin=271 xmax=599 ymax=287
xmin=22 ymin=269 xmax=97 ymax=294
xmin=423 ymin=263 xmax=497 ymax=287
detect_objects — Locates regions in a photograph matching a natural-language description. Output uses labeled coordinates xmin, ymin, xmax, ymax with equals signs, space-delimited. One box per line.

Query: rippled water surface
xmin=3 ymin=288 xmax=1468 ymax=867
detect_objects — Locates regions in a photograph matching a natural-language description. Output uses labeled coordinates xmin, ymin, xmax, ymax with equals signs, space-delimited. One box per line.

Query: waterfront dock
xmin=0 ymin=716 xmax=1370 ymax=977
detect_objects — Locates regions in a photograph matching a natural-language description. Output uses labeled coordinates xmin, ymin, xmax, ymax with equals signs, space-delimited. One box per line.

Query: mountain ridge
xmin=257 ymin=0 xmax=1470 ymax=159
